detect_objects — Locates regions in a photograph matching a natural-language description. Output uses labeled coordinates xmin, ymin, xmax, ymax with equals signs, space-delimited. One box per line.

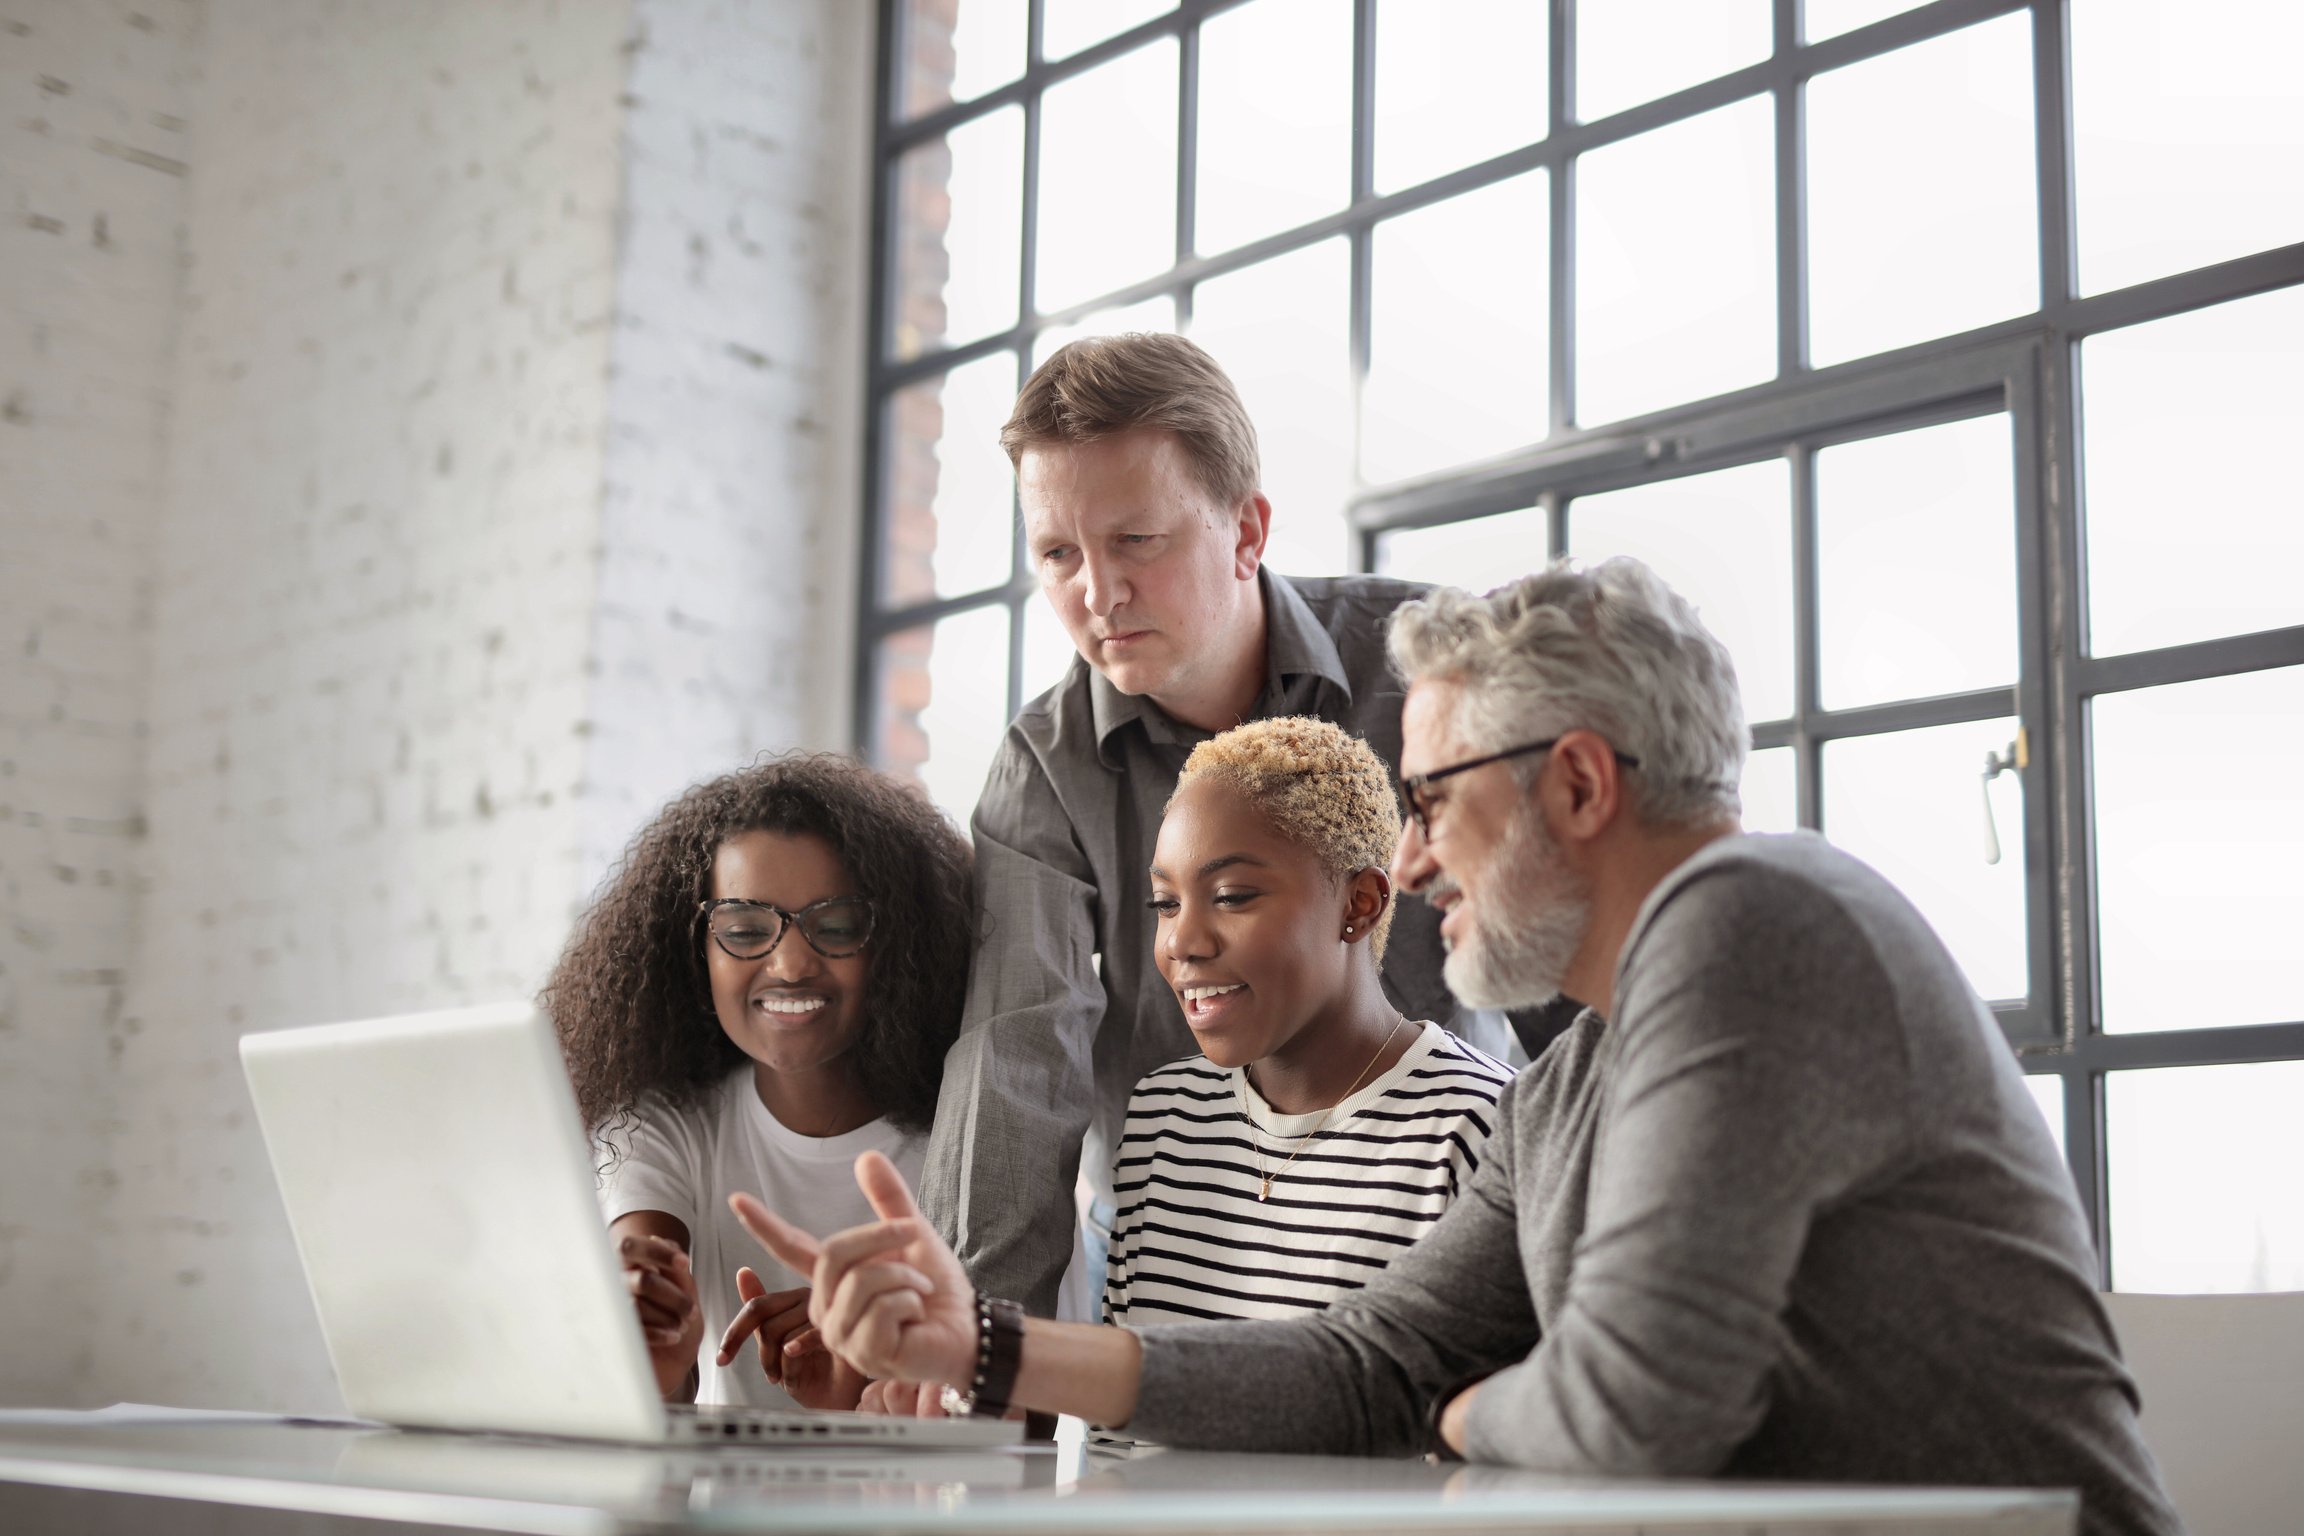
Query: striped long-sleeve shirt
xmin=1103 ymin=1022 xmax=1512 ymax=1328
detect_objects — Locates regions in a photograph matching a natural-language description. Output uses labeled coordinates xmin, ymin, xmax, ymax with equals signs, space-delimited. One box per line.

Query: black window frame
xmin=860 ymin=0 xmax=2304 ymax=1283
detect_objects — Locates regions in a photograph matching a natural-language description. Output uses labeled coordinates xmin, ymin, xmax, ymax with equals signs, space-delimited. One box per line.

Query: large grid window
xmin=859 ymin=0 xmax=2304 ymax=1290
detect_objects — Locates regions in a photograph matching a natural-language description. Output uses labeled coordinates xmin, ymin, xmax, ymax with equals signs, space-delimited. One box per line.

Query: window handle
xmin=1979 ymin=730 xmax=2028 ymax=866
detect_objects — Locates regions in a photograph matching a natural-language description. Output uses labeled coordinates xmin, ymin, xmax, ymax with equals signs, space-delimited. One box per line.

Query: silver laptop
xmin=240 ymin=1002 xmax=1019 ymax=1449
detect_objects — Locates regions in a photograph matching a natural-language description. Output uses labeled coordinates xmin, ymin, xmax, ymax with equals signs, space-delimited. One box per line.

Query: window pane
xmin=1190 ymin=241 xmax=1352 ymax=578
xmin=1032 ymin=295 xmax=1177 ymax=369
xmin=1037 ymin=39 xmax=1178 ymax=315
xmin=899 ymin=0 xmax=1027 ymax=119
xmin=1568 ymin=461 xmax=1794 ymax=724
xmin=1576 ymin=0 xmax=1770 ymax=123
xmin=2071 ymin=0 xmax=2304 ymax=296
xmin=1803 ymin=0 xmax=1922 ymax=43
xmin=1373 ymin=507 xmax=1548 ymax=594
xmin=1806 ymin=15 xmax=2038 ymax=367
xmin=2080 ymin=287 xmax=2304 ymax=658
xmin=1374 ymin=0 xmax=1546 ymax=194
xmin=884 ymin=354 xmax=1020 ymax=606
xmin=1021 ymin=590 xmax=1079 ymax=705
xmin=1823 ymin=716 xmax=2028 ymax=1003
xmin=1575 ymin=97 xmax=1775 ymax=426
xmin=876 ymin=605 xmax=1011 ymax=828
xmin=2092 ymin=666 xmax=2304 ymax=1035
xmin=1195 ymin=0 xmax=1351 ymax=255
xmin=1041 ymin=0 xmax=1172 ymax=62
xmin=2024 ymin=1074 xmax=2066 ymax=1164
xmin=1817 ymin=414 xmax=2018 ymax=709
xmin=891 ymin=106 xmax=1024 ymax=362
xmin=2109 ymin=1061 xmax=2304 ymax=1293
xmin=1741 ymin=745 xmax=1799 ymax=834
xmin=1363 ymin=172 xmax=1548 ymax=483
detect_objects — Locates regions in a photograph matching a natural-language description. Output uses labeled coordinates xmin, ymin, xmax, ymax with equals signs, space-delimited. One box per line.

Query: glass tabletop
xmin=0 ymin=1419 xmax=2077 ymax=1534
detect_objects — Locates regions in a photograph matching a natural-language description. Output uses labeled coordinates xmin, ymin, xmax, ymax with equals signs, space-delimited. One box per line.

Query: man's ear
xmin=1545 ymin=730 xmax=1628 ymax=843
xmin=1341 ymin=866 xmax=1392 ymax=942
xmin=1232 ymin=492 xmax=1272 ymax=579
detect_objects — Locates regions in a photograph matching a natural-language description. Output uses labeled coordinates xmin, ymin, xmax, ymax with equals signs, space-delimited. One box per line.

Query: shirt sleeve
xmin=1100 ymin=1085 xmax=1154 ymax=1327
xmin=1442 ymin=1104 xmax=1486 ymax=1203
xmin=1461 ymin=863 xmax=1909 ymax=1475
xmin=595 ymin=1099 xmax=704 ymax=1237
xmin=1126 ymin=1084 xmax=1541 ymax=1455
xmin=917 ymin=731 xmax=1110 ymax=1316
xmin=1435 ymin=1033 xmax=1510 ymax=1200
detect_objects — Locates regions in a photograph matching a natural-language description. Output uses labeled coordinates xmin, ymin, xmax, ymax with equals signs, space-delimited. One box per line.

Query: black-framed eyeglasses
xmin=1398 ymin=737 xmax=1642 ymax=840
xmin=698 ymin=897 xmax=876 ymax=960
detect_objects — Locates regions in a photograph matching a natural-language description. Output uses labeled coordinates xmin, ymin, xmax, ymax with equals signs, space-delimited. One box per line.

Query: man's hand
xmin=1437 ymin=1379 xmax=1483 ymax=1457
xmin=617 ymin=1232 xmax=703 ymax=1402
xmin=728 ymin=1150 xmax=978 ymax=1389
xmin=733 ymin=1153 xmax=1147 ymax=1431
xmin=858 ymin=1378 xmax=950 ymax=1418
xmin=715 ymin=1267 xmax=868 ymax=1410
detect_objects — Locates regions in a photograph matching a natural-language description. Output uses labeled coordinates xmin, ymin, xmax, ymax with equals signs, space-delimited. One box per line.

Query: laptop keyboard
xmin=670 ymin=1404 xmax=908 ymax=1442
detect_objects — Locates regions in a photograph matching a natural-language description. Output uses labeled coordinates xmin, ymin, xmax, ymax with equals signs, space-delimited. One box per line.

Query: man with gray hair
xmin=735 ymin=556 xmax=2177 ymax=1535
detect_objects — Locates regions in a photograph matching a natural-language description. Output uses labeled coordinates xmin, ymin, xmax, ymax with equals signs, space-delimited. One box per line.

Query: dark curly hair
xmin=542 ymin=753 xmax=974 ymax=1140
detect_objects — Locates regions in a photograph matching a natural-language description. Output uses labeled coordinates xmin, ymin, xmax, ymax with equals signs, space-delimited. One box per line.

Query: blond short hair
xmin=1172 ymin=717 xmax=1402 ymax=961
xmin=1000 ymin=333 xmax=1260 ymax=507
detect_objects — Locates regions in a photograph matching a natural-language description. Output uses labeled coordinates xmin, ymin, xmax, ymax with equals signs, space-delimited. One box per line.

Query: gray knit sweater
xmin=1130 ymin=832 xmax=2178 ymax=1536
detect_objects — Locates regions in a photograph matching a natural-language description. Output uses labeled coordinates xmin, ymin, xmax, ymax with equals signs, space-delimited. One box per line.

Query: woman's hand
xmin=728 ymin=1150 xmax=977 ymax=1390
xmin=617 ymin=1231 xmax=703 ymax=1401
xmin=715 ymin=1267 xmax=869 ymax=1411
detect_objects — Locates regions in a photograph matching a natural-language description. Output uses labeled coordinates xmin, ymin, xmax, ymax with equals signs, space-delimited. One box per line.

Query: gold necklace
xmin=1238 ymin=1015 xmax=1410 ymax=1203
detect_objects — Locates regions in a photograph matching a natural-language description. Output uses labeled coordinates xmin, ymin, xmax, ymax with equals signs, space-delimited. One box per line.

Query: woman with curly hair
xmin=541 ymin=753 xmax=971 ymax=1411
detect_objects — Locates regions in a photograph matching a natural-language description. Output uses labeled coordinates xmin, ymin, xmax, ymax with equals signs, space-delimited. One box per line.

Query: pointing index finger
xmin=729 ymin=1192 xmax=822 ymax=1273
xmin=813 ymin=1217 xmax=925 ymax=1272
xmin=854 ymin=1150 xmax=924 ymax=1224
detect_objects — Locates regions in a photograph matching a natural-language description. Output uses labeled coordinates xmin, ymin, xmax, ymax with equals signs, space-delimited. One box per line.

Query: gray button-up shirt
xmin=920 ymin=569 xmax=1504 ymax=1315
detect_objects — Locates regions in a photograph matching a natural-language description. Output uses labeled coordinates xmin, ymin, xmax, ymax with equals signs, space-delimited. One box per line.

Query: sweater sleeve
xmin=1462 ymin=862 xmax=1909 ymax=1474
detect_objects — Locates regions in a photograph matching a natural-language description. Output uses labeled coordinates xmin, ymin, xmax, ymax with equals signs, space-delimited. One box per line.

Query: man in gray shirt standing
xmin=918 ymin=334 xmax=1522 ymax=1319
xmin=743 ymin=557 xmax=2177 ymax=1535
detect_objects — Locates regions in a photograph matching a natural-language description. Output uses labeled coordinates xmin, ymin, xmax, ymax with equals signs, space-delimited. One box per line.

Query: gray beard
xmin=1440 ymin=805 xmax=1592 ymax=1011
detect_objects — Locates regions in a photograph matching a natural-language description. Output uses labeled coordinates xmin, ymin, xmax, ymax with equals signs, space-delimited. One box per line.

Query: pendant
xmin=1258 ymin=1178 xmax=1271 ymax=1202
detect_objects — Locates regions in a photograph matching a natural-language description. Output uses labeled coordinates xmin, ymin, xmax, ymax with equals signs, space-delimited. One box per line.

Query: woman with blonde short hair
xmin=1103 ymin=716 xmax=1511 ymax=1335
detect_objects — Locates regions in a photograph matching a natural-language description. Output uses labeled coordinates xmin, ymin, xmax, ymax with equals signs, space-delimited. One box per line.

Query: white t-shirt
xmin=594 ymin=1066 xmax=925 ymax=1407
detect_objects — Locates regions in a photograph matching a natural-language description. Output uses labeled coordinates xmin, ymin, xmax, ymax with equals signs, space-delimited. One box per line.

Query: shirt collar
xmin=1262 ymin=566 xmax=1353 ymax=700
xmin=1087 ymin=568 xmax=1355 ymax=764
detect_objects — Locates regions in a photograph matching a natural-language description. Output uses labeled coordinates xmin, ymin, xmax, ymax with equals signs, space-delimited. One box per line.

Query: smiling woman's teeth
xmin=755 ymin=997 xmax=827 ymax=1015
xmin=1182 ymin=984 xmax=1243 ymax=1004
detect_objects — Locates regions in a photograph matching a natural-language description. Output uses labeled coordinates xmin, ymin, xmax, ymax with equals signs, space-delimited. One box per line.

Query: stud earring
xmin=1343 ymin=924 xmax=1355 ymax=938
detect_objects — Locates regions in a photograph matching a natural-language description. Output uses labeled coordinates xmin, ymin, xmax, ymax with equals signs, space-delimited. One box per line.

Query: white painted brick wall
xmin=579 ymin=0 xmax=868 ymax=879
xmin=82 ymin=0 xmax=635 ymax=1412
xmin=0 ymin=0 xmax=870 ymax=1413
xmin=0 ymin=0 xmax=196 ymax=1406
xmin=0 ymin=0 xmax=876 ymax=1413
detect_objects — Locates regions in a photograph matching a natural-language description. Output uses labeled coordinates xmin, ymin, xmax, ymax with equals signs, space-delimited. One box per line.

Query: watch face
xmin=938 ymin=1383 xmax=975 ymax=1418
